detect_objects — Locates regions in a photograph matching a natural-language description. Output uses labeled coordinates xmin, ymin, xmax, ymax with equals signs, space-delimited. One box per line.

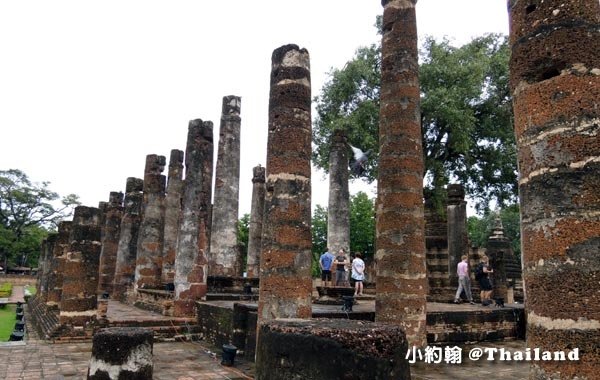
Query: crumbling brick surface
xmin=255 ymin=318 xmax=410 ymax=380
xmin=509 ymin=0 xmax=600 ymax=378
xmin=246 ymin=165 xmax=265 ymax=278
xmin=97 ymin=191 xmax=123 ymax=295
xmin=162 ymin=149 xmax=184 ymax=285
xmin=113 ymin=177 xmax=143 ymax=301
xmin=257 ymin=44 xmax=313 ymax=323
xmin=327 ymin=129 xmax=350 ymax=254
xmin=376 ymin=0 xmax=427 ymax=349
xmin=210 ymin=96 xmax=242 ymax=277
xmin=135 ymin=154 xmax=166 ymax=290
xmin=174 ymin=120 xmax=213 ymax=316
xmin=47 ymin=221 xmax=71 ymax=305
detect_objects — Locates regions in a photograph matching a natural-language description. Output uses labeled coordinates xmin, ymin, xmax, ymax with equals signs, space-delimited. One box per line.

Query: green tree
xmin=237 ymin=213 xmax=250 ymax=272
xmin=0 ymin=169 xmax=79 ymax=268
xmin=311 ymin=205 xmax=328 ymax=277
xmin=467 ymin=204 xmax=521 ymax=257
xmin=313 ymin=29 xmax=517 ymax=211
xmin=349 ymin=192 xmax=375 ymax=259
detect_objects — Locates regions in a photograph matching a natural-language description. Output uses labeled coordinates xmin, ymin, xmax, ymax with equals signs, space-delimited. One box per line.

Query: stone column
xmin=209 ymin=96 xmax=242 ymax=277
xmin=327 ymin=129 xmax=350 ymax=254
xmin=246 ymin=165 xmax=266 ymax=278
xmin=38 ymin=235 xmax=57 ymax=304
xmin=135 ymin=154 xmax=166 ymax=290
xmin=446 ymin=184 xmax=468 ymax=286
xmin=508 ymin=1 xmax=600 ymax=377
xmin=174 ymin=120 xmax=213 ymax=316
xmin=47 ymin=221 xmax=72 ymax=307
xmin=59 ymin=206 xmax=102 ymax=327
xmin=258 ymin=44 xmax=313 ymax=323
xmin=162 ymin=149 xmax=184 ymax=287
xmin=486 ymin=215 xmax=509 ymax=301
xmin=97 ymin=192 xmax=124 ymax=296
xmin=376 ymin=0 xmax=427 ymax=348
xmin=87 ymin=327 xmax=153 ymax=380
xmin=113 ymin=177 xmax=144 ymax=301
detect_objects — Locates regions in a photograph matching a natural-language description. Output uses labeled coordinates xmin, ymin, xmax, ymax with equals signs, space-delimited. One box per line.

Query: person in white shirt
xmin=454 ymin=255 xmax=475 ymax=305
xmin=351 ymin=252 xmax=365 ymax=296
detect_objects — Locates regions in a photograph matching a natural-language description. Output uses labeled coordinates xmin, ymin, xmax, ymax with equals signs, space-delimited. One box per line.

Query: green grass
xmin=0 ymin=283 xmax=12 ymax=298
xmin=0 ymin=304 xmax=17 ymax=342
xmin=25 ymin=285 xmax=36 ymax=296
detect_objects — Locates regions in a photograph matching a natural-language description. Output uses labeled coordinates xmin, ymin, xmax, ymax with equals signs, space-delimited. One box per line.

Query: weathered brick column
xmin=113 ymin=177 xmax=144 ymax=301
xmin=209 ymin=96 xmax=242 ymax=277
xmin=327 ymin=129 xmax=350 ymax=254
xmin=174 ymin=120 xmax=213 ymax=316
xmin=162 ymin=149 xmax=184 ymax=287
xmin=87 ymin=327 xmax=153 ymax=380
xmin=508 ymin=1 xmax=600 ymax=378
xmin=376 ymin=0 xmax=427 ymax=348
xmin=97 ymin=191 xmax=123 ymax=296
xmin=446 ymin=184 xmax=468 ymax=287
xmin=38 ymin=234 xmax=57 ymax=303
xmin=486 ymin=215 xmax=509 ymax=301
xmin=59 ymin=206 xmax=102 ymax=327
xmin=135 ymin=154 xmax=166 ymax=290
xmin=246 ymin=165 xmax=266 ymax=278
xmin=258 ymin=44 xmax=313 ymax=322
xmin=47 ymin=221 xmax=72 ymax=307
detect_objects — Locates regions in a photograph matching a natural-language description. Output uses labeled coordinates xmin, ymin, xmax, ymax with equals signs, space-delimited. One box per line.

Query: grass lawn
xmin=0 ymin=304 xmax=17 ymax=341
xmin=25 ymin=285 xmax=36 ymax=296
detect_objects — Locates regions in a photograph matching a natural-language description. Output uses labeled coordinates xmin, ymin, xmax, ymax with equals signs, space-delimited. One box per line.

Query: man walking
xmin=319 ymin=247 xmax=335 ymax=287
xmin=454 ymin=255 xmax=475 ymax=304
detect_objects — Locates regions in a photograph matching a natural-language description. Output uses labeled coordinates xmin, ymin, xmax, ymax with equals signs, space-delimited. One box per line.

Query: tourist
xmin=454 ymin=255 xmax=475 ymax=305
xmin=351 ymin=252 xmax=365 ymax=296
xmin=319 ymin=247 xmax=335 ymax=287
xmin=334 ymin=249 xmax=349 ymax=287
xmin=476 ymin=255 xmax=494 ymax=305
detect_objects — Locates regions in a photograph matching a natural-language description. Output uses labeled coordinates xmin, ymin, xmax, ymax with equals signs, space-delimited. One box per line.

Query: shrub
xmin=0 ymin=283 xmax=12 ymax=298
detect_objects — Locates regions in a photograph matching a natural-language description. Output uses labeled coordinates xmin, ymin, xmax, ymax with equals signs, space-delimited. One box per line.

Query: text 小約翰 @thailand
xmin=405 ymin=346 xmax=580 ymax=364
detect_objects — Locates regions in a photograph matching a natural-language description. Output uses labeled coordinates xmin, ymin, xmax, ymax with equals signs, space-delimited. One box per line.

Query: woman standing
xmin=351 ymin=252 xmax=365 ymax=296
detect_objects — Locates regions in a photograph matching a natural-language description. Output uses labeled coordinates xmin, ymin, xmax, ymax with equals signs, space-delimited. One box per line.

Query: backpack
xmin=474 ymin=263 xmax=485 ymax=280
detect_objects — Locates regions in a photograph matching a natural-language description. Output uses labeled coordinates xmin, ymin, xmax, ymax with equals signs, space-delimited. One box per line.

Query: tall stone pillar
xmin=174 ymin=120 xmax=213 ymax=316
xmin=246 ymin=165 xmax=266 ymax=278
xmin=327 ymin=129 xmax=350 ymax=254
xmin=162 ymin=149 xmax=184 ymax=286
xmin=97 ymin=192 xmax=124 ymax=295
xmin=47 ymin=221 xmax=72 ymax=307
xmin=508 ymin=1 xmax=600 ymax=377
xmin=257 ymin=44 xmax=313 ymax=323
xmin=59 ymin=206 xmax=102 ymax=327
xmin=446 ymin=184 xmax=468 ymax=286
xmin=486 ymin=215 xmax=509 ymax=301
xmin=113 ymin=178 xmax=144 ymax=301
xmin=376 ymin=0 xmax=427 ymax=348
xmin=135 ymin=154 xmax=166 ymax=290
xmin=38 ymin=235 xmax=57 ymax=304
xmin=209 ymin=96 xmax=242 ymax=277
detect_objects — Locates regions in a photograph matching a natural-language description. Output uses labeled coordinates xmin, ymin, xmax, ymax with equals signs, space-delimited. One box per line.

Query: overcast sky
xmin=0 ymin=1 xmax=509 ymax=217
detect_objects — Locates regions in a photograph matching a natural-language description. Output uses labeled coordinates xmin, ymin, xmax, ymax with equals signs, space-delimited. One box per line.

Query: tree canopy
xmin=313 ymin=29 xmax=517 ymax=211
xmin=0 ymin=169 xmax=79 ymax=267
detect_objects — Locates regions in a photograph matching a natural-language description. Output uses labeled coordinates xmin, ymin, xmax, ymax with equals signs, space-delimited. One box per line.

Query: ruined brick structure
xmin=174 ymin=120 xmax=213 ymax=316
xmin=162 ymin=149 xmax=184 ymax=286
xmin=376 ymin=0 xmax=427 ymax=348
xmin=486 ymin=216 xmax=511 ymax=302
xmin=97 ymin=191 xmax=123 ymax=296
xmin=135 ymin=154 xmax=166 ymax=290
xmin=209 ymin=96 xmax=242 ymax=276
xmin=113 ymin=177 xmax=144 ymax=301
xmin=327 ymin=129 xmax=350 ymax=254
xmin=257 ymin=44 xmax=313 ymax=322
xmin=508 ymin=1 xmax=600 ymax=377
xmin=446 ymin=184 xmax=468 ymax=287
xmin=246 ymin=165 xmax=266 ymax=278
xmin=37 ymin=234 xmax=57 ymax=304
xmin=46 ymin=221 xmax=72 ymax=307
xmin=59 ymin=206 xmax=102 ymax=328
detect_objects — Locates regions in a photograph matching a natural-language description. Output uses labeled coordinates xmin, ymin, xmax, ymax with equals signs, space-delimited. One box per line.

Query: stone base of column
xmin=173 ymin=299 xmax=197 ymax=317
xmin=256 ymin=319 xmax=410 ymax=380
xmin=87 ymin=327 xmax=153 ymax=380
